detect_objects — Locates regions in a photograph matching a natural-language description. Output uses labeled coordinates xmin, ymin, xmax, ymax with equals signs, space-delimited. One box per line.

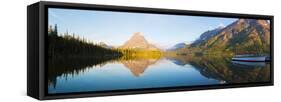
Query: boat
xmin=232 ymin=61 xmax=266 ymax=67
xmin=232 ymin=54 xmax=270 ymax=62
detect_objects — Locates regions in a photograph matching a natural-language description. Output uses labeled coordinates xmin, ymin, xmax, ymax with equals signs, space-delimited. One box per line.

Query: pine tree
xmin=54 ymin=24 xmax=58 ymax=36
xmin=48 ymin=25 xmax=53 ymax=34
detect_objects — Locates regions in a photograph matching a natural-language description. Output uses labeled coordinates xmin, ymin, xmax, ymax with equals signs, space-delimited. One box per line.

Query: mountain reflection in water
xmin=48 ymin=55 xmax=270 ymax=94
xmin=121 ymin=59 xmax=159 ymax=77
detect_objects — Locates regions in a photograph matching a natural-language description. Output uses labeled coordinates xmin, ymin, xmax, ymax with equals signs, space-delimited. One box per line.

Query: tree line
xmin=48 ymin=24 xmax=123 ymax=59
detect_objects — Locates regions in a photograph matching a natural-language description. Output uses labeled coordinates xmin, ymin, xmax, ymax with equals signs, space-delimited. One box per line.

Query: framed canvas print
xmin=27 ymin=1 xmax=274 ymax=100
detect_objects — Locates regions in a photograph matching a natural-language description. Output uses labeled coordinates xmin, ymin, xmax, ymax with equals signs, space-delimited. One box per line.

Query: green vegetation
xmin=48 ymin=25 xmax=163 ymax=60
xmin=48 ymin=24 xmax=123 ymax=59
xmin=229 ymin=28 xmax=270 ymax=54
xmin=118 ymin=49 xmax=163 ymax=60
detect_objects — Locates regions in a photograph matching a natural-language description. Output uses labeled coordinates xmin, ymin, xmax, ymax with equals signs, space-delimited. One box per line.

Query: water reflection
xmin=171 ymin=55 xmax=270 ymax=84
xmin=121 ymin=59 xmax=159 ymax=77
xmin=48 ymin=55 xmax=270 ymax=94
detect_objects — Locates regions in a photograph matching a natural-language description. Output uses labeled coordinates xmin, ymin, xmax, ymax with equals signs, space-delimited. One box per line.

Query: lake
xmin=48 ymin=55 xmax=270 ymax=94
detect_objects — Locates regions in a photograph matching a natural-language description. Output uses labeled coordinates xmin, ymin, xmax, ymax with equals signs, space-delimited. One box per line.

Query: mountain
xmin=168 ymin=43 xmax=188 ymax=51
xmin=98 ymin=42 xmax=113 ymax=49
xmin=190 ymin=19 xmax=270 ymax=54
xmin=192 ymin=26 xmax=224 ymax=46
xmin=121 ymin=32 xmax=159 ymax=50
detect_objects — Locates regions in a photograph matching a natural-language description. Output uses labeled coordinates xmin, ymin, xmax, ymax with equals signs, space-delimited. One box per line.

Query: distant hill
xmin=98 ymin=42 xmax=113 ymax=49
xmin=168 ymin=43 xmax=188 ymax=51
xmin=189 ymin=19 xmax=270 ymax=54
xmin=121 ymin=32 xmax=159 ymax=50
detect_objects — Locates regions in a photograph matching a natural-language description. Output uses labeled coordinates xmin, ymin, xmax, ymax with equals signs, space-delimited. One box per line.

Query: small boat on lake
xmin=232 ymin=61 xmax=266 ymax=67
xmin=232 ymin=54 xmax=270 ymax=62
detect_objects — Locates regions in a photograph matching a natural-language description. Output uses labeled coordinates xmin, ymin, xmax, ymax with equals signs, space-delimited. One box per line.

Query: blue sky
xmin=49 ymin=8 xmax=237 ymax=49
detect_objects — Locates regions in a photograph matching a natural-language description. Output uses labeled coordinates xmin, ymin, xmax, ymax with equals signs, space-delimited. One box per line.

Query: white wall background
xmin=0 ymin=0 xmax=280 ymax=101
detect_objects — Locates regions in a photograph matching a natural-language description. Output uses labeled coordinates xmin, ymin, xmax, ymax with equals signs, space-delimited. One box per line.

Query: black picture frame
xmin=27 ymin=1 xmax=274 ymax=100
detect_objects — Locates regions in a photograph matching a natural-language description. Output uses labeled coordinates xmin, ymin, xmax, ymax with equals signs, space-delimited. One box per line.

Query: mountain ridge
xmin=168 ymin=43 xmax=188 ymax=51
xmin=191 ymin=26 xmax=225 ymax=46
xmin=192 ymin=19 xmax=270 ymax=54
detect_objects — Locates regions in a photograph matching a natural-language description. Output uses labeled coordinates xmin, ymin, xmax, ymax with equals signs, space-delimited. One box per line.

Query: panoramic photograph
xmin=47 ymin=8 xmax=271 ymax=94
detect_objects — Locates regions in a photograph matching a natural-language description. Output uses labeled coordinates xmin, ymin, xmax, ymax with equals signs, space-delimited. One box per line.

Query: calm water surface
xmin=48 ymin=56 xmax=270 ymax=94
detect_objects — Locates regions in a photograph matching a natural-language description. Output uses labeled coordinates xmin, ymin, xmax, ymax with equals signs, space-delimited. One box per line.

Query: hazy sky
xmin=49 ymin=8 xmax=237 ymax=49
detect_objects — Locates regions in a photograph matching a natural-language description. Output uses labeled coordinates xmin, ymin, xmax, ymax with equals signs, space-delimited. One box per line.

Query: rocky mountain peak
xmin=132 ymin=32 xmax=144 ymax=37
xmin=121 ymin=32 xmax=158 ymax=50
